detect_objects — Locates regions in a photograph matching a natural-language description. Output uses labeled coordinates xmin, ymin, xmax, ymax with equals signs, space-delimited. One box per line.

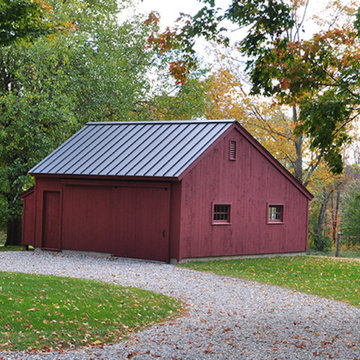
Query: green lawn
xmin=0 ymin=245 xmax=30 ymax=252
xmin=309 ymin=248 xmax=360 ymax=258
xmin=0 ymin=272 xmax=182 ymax=352
xmin=179 ymin=255 xmax=360 ymax=307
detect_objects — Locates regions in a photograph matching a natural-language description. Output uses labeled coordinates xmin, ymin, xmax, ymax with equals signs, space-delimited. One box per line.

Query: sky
xmin=131 ymin=0 xmax=348 ymax=72
xmin=135 ymin=0 xmax=209 ymax=27
xmin=134 ymin=0 xmax=357 ymax=35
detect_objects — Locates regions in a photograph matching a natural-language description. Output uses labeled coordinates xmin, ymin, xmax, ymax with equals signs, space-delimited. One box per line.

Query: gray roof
xmin=30 ymin=120 xmax=234 ymax=178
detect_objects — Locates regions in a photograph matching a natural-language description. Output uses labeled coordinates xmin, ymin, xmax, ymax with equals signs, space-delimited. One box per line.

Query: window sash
xmin=213 ymin=204 xmax=230 ymax=222
xmin=268 ymin=205 xmax=283 ymax=221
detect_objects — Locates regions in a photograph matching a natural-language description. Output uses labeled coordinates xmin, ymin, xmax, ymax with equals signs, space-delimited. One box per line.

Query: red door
xmin=42 ymin=191 xmax=61 ymax=250
xmin=112 ymin=185 xmax=170 ymax=262
xmin=61 ymin=183 xmax=170 ymax=262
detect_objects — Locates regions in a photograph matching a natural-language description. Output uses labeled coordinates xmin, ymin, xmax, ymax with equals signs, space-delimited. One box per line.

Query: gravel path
xmin=0 ymin=250 xmax=359 ymax=360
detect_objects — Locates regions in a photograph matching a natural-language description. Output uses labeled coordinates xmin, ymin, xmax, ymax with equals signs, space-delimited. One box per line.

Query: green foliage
xmin=313 ymin=235 xmax=332 ymax=252
xmin=0 ymin=40 xmax=77 ymax=220
xmin=355 ymin=6 xmax=360 ymax=36
xmin=172 ymin=0 xmax=360 ymax=174
xmin=0 ymin=0 xmax=57 ymax=46
xmin=0 ymin=272 xmax=181 ymax=351
xmin=151 ymin=78 xmax=211 ymax=120
xmin=0 ymin=0 xmax=167 ymax=226
xmin=180 ymin=256 xmax=360 ymax=307
xmin=0 ymin=229 xmax=5 ymax=245
xmin=341 ymin=181 xmax=360 ymax=246
xmin=0 ymin=0 xmax=212 ymax=240
xmin=299 ymin=91 xmax=352 ymax=174
xmin=225 ymin=1 xmax=294 ymax=59
xmin=0 ymin=244 xmax=29 ymax=251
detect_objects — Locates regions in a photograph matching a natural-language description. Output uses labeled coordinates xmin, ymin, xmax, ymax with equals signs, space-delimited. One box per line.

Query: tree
xmin=0 ymin=0 xmax=64 ymax=46
xmin=0 ymin=0 xmax=179 ymax=245
xmin=202 ymin=56 xmax=343 ymax=187
xmin=0 ymin=35 xmax=78 ymax=244
xmin=341 ymin=180 xmax=360 ymax=247
xmin=149 ymin=78 xmax=210 ymax=120
xmin=1 ymin=0 xmax=212 ymax=245
xmin=152 ymin=0 xmax=360 ymax=174
xmin=201 ymin=53 xmax=355 ymax=250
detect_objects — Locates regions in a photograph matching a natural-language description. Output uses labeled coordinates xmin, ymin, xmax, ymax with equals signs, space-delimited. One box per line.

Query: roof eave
xmin=86 ymin=119 xmax=235 ymax=126
xmin=30 ymin=173 xmax=180 ymax=182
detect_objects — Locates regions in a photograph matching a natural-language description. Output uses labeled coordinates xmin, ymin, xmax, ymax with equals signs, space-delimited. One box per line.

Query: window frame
xmin=267 ymin=203 xmax=285 ymax=224
xmin=212 ymin=202 xmax=232 ymax=225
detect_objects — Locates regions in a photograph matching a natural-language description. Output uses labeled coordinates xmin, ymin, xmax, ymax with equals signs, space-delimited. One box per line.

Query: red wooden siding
xmin=61 ymin=185 xmax=113 ymax=253
xmin=42 ymin=191 xmax=61 ymax=250
xmin=169 ymin=182 xmax=181 ymax=261
xmin=21 ymin=188 xmax=36 ymax=246
xmin=178 ymin=127 xmax=309 ymax=261
xmin=31 ymin=178 xmax=171 ymax=262
xmin=61 ymin=183 xmax=170 ymax=261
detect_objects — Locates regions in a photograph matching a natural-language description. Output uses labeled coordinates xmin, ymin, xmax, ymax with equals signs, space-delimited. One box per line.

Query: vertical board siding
xmin=169 ymin=182 xmax=181 ymax=260
xmin=21 ymin=190 xmax=36 ymax=246
xmin=179 ymin=128 xmax=309 ymax=260
xmin=111 ymin=185 xmax=170 ymax=261
xmin=61 ymin=185 xmax=114 ymax=253
xmin=42 ymin=191 xmax=61 ymax=250
xmin=60 ymin=182 xmax=170 ymax=262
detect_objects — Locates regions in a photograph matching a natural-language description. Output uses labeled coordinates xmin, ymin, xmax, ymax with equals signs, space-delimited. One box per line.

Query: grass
xmin=179 ymin=255 xmax=360 ymax=308
xmin=309 ymin=248 xmax=360 ymax=258
xmin=0 ymin=245 xmax=30 ymax=252
xmin=0 ymin=272 xmax=182 ymax=352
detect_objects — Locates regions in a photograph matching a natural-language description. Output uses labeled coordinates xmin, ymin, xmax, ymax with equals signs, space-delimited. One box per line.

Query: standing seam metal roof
xmin=30 ymin=120 xmax=234 ymax=178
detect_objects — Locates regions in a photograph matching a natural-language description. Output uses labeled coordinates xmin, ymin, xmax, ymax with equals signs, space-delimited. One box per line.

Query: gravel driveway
xmin=0 ymin=250 xmax=359 ymax=360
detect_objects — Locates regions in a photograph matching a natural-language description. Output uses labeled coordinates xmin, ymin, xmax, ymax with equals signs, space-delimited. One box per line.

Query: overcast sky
xmin=136 ymin=0 xmax=208 ymax=26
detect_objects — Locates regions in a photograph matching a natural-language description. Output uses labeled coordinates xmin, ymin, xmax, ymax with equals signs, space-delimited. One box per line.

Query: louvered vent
xmin=229 ymin=140 xmax=237 ymax=160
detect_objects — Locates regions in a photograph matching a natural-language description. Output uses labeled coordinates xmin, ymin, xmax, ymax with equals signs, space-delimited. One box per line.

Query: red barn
xmin=22 ymin=120 xmax=313 ymax=263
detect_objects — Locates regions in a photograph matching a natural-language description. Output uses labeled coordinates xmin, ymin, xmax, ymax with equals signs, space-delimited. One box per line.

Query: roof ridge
xmin=86 ymin=120 xmax=236 ymax=125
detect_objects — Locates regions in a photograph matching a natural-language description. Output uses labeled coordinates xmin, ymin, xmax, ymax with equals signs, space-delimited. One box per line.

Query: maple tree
xmin=151 ymin=0 xmax=360 ymax=174
xmin=0 ymin=0 xmax=67 ymax=46
xmin=203 ymin=60 xmax=341 ymax=187
xmin=143 ymin=11 xmax=211 ymax=120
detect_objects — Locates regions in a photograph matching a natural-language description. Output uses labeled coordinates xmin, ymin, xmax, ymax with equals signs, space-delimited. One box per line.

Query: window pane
xmin=213 ymin=204 xmax=230 ymax=223
xmin=269 ymin=205 xmax=283 ymax=222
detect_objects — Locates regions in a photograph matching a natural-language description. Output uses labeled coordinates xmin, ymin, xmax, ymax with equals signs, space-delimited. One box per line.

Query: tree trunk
xmin=292 ymin=105 xmax=303 ymax=183
xmin=335 ymin=232 xmax=341 ymax=257
xmin=331 ymin=190 xmax=341 ymax=245
xmin=5 ymin=217 xmax=22 ymax=246
xmin=314 ymin=187 xmax=332 ymax=250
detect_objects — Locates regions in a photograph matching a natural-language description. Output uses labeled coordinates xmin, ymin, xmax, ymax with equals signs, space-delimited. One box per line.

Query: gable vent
xmin=229 ymin=140 xmax=237 ymax=160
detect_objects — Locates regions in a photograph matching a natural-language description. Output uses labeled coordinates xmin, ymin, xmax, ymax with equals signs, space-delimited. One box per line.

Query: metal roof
xmin=30 ymin=120 xmax=234 ymax=178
